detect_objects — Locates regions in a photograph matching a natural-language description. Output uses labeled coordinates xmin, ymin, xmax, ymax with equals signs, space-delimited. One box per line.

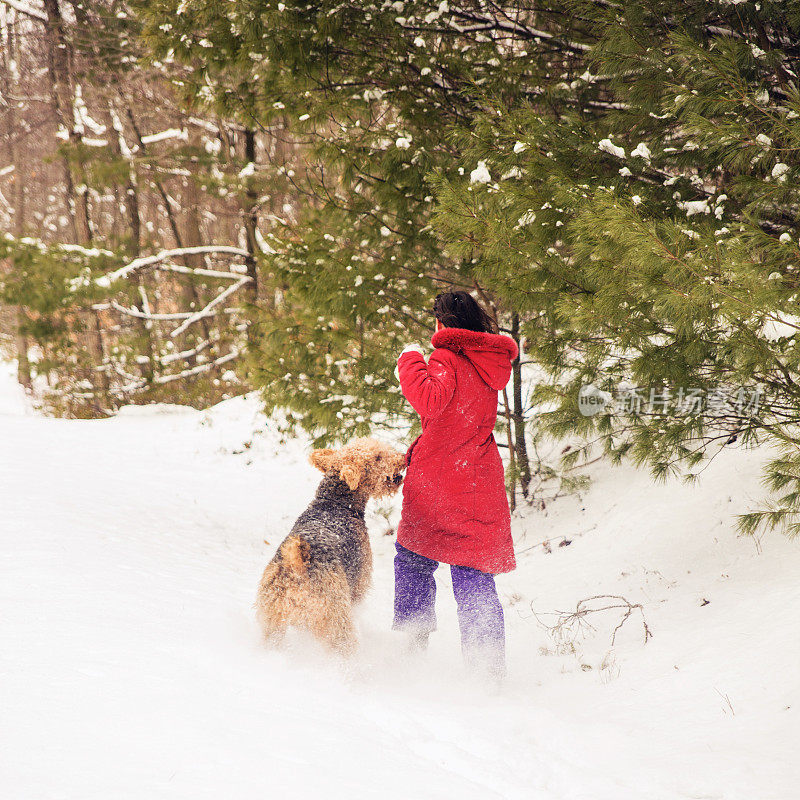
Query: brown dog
xmin=255 ymin=438 xmax=406 ymax=653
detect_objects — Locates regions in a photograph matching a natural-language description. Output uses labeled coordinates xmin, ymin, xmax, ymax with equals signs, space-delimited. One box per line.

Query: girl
xmin=394 ymin=290 xmax=518 ymax=678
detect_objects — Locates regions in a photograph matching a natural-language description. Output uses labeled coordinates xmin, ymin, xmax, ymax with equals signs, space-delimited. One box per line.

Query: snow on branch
xmin=170 ymin=277 xmax=251 ymax=338
xmin=0 ymin=0 xmax=46 ymax=22
xmin=160 ymin=337 xmax=215 ymax=365
xmin=140 ymin=128 xmax=188 ymax=145
xmin=137 ymin=286 xmax=153 ymax=330
xmin=155 ymin=263 xmax=250 ymax=280
xmin=443 ymin=7 xmax=590 ymax=54
xmin=95 ymin=301 xmax=201 ymax=321
xmin=153 ymin=348 xmax=240 ymax=384
xmin=95 ymin=245 xmax=250 ymax=286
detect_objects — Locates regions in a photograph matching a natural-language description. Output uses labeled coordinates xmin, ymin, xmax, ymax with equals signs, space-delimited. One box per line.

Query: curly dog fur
xmin=255 ymin=437 xmax=406 ymax=654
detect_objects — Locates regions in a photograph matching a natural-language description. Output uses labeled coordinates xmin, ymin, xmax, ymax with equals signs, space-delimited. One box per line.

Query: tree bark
xmin=1 ymin=9 xmax=31 ymax=387
xmin=511 ymin=313 xmax=531 ymax=497
xmin=242 ymin=127 xmax=260 ymax=305
xmin=122 ymin=105 xmax=212 ymax=346
xmin=502 ymin=387 xmax=517 ymax=512
xmin=107 ymin=101 xmax=154 ymax=383
xmin=42 ymin=0 xmax=92 ymax=244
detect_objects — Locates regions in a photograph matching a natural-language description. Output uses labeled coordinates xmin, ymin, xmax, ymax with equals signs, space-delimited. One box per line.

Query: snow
xmin=73 ymin=85 xmax=107 ymax=137
xmin=772 ymin=163 xmax=789 ymax=182
xmin=95 ymin=245 xmax=250 ymax=287
xmin=1 ymin=0 xmax=46 ymax=22
xmin=1 ymin=359 xmax=799 ymax=799
xmin=0 ymin=360 xmax=27 ymax=414
xmin=679 ymin=199 xmax=711 ymax=217
xmin=631 ymin=142 xmax=651 ymax=161
xmin=140 ymin=128 xmax=189 ymax=145
xmin=469 ymin=160 xmax=492 ymax=184
xmin=254 ymin=227 xmax=276 ymax=255
xmin=761 ymin=312 xmax=800 ymax=341
xmin=598 ymin=138 xmax=625 ymax=159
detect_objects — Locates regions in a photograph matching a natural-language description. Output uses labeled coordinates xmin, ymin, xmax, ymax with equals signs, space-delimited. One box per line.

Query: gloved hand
xmin=395 ymin=344 xmax=424 ymax=380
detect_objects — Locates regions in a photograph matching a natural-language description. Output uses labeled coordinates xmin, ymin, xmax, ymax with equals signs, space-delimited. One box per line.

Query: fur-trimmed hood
xmin=431 ymin=327 xmax=518 ymax=390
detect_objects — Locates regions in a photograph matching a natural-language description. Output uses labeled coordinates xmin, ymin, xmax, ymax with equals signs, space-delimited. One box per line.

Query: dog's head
xmin=309 ymin=437 xmax=406 ymax=498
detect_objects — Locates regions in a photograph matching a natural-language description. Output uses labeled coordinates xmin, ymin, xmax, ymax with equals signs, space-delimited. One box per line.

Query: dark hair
xmin=433 ymin=291 xmax=496 ymax=333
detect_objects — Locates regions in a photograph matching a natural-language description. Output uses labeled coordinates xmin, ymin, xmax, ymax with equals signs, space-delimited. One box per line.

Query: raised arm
xmin=397 ymin=348 xmax=457 ymax=418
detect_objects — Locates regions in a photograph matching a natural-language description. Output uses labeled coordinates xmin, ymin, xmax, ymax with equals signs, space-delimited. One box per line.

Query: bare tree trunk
xmin=1 ymin=9 xmax=31 ymax=387
xmin=122 ymin=104 xmax=212 ymax=345
xmin=180 ymin=170 xmax=214 ymax=357
xmin=107 ymin=101 xmax=154 ymax=383
xmin=502 ymin=388 xmax=518 ymax=512
xmin=242 ymin=127 xmax=259 ymax=305
xmin=511 ymin=313 xmax=531 ymax=497
xmin=12 ymin=207 xmax=31 ymax=388
xmin=42 ymin=0 xmax=92 ymax=244
xmin=42 ymin=0 xmax=110 ymax=410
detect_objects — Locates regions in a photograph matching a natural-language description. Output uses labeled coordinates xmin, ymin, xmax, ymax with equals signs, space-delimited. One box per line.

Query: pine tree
xmin=433 ymin=1 xmax=800 ymax=535
xmin=134 ymin=0 xmax=601 ymax=493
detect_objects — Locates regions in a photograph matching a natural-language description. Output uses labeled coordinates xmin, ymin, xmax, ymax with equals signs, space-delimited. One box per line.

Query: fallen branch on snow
xmin=531 ymin=594 xmax=653 ymax=651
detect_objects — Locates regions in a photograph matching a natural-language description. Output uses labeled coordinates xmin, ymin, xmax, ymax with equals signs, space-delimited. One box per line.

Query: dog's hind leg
xmin=306 ymin=567 xmax=357 ymax=655
xmin=350 ymin=528 xmax=373 ymax=606
xmin=255 ymin=563 xmax=290 ymax=647
xmin=256 ymin=605 xmax=288 ymax=647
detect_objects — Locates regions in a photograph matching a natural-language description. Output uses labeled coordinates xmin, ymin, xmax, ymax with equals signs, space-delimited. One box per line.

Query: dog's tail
xmin=280 ymin=535 xmax=311 ymax=578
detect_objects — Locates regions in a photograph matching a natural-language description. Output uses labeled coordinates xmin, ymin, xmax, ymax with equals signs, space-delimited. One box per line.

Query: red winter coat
xmin=396 ymin=327 xmax=518 ymax=574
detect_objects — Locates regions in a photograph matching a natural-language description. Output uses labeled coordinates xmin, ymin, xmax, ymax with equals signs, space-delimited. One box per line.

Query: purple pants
xmin=392 ymin=542 xmax=505 ymax=675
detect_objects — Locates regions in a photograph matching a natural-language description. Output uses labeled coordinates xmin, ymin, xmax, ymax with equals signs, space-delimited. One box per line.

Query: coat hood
xmin=431 ymin=328 xmax=518 ymax=390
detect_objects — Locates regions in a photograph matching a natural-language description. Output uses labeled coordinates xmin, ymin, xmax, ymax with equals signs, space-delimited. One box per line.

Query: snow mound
xmin=115 ymin=402 xmax=199 ymax=417
xmin=0 ymin=359 xmax=27 ymax=415
xmin=1 ymin=363 xmax=798 ymax=799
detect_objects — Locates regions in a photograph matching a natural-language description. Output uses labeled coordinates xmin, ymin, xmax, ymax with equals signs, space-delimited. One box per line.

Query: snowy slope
xmin=1 ymin=358 xmax=798 ymax=800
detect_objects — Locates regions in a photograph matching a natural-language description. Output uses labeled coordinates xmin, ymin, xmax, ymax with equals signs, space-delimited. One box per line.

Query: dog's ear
xmin=394 ymin=451 xmax=408 ymax=474
xmin=309 ymin=448 xmax=340 ymax=474
xmin=340 ymin=461 xmax=363 ymax=491
xmin=339 ymin=446 xmax=370 ymax=491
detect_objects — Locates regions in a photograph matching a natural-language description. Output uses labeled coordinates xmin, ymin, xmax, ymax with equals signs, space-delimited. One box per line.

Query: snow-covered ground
xmin=1 ymin=358 xmax=797 ymax=800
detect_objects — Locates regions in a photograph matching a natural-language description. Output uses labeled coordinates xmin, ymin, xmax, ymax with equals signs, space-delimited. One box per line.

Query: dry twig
xmin=532 ymin=594 xmax=653 ymax=651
